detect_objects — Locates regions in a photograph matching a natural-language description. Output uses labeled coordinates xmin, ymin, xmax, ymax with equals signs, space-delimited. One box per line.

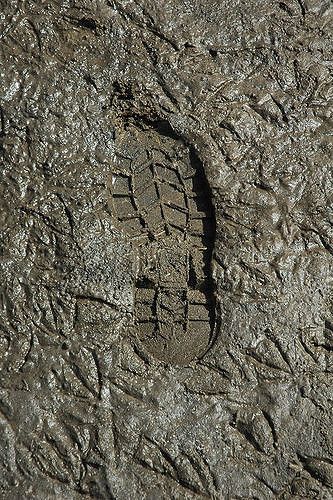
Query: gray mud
xmin=0 ymin=0 xmax=332 ymax=498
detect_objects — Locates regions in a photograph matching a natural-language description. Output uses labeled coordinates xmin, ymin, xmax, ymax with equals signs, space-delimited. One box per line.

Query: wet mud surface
xmin=0 ymin=0 xmax=332 ymax=498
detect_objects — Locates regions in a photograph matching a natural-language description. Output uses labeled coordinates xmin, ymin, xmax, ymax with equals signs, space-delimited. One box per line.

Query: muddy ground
xmin=0 ymin=0 xmax=332 ymax=498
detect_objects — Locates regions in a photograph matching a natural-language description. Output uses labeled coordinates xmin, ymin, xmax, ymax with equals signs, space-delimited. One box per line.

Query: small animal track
xmin=110 ymin=119 xmax=216 ymax=364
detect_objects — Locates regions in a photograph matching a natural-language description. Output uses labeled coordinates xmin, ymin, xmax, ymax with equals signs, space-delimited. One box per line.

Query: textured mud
xmin=0 ymin=0 xmax=332 ymax=499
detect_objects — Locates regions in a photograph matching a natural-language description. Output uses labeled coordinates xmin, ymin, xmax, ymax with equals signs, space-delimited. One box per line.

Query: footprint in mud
xmin=110 ymin=120 xmax=216 ymax=365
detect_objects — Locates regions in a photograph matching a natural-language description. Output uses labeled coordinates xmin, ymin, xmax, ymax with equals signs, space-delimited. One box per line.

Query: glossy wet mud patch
xmin=110 ymin=121 xmax=216 ymax=364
